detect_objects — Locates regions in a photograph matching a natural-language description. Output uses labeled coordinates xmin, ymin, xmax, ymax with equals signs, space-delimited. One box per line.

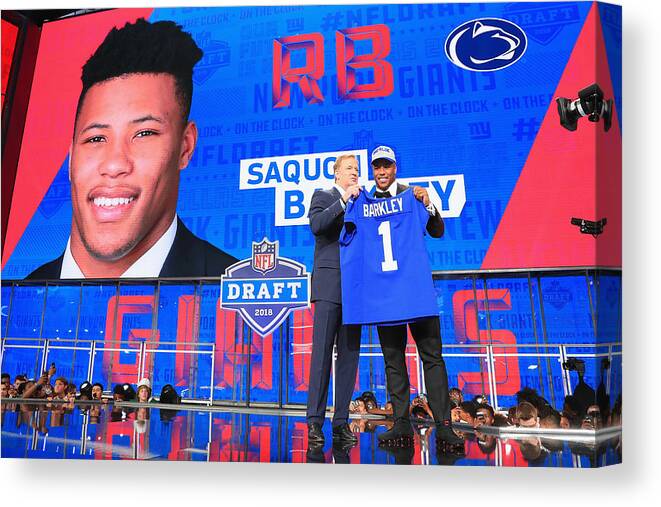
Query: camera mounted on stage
xmin=556 ymin=83 xmax=613 ymax=132
xmin=562 ymin=357 xmax=586 ymax=376
xmin=571 ymin=217 xmax=607 ymax=237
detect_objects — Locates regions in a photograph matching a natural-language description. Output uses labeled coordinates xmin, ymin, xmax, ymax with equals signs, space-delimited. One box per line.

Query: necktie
xmin=375 ymin=190 xmax=392 ymax=198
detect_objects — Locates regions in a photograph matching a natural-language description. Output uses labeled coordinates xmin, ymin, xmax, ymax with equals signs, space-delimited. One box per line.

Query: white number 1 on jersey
xmin=378 ymin=221 xmax=399 ymax=272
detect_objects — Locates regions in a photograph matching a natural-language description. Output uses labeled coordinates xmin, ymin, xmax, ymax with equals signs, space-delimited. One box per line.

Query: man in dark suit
xmin=306 ymin=154 xmax=362 ymax=446
xmin=26 ymin=19 xmax=236 ymax=280
xmin=370 ymin=145 xmax=462 ymax=448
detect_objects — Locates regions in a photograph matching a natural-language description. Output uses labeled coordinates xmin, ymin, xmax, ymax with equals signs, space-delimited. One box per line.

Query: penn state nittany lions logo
xmin=220 ymin=238 xmax=310 ymax=337
xmin=445 ymin=18 xmax=527 ymax=72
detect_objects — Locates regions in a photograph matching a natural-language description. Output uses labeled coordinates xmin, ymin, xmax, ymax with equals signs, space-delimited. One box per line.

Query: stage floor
xmin=1 ymin=402 xmax=621 ymax=467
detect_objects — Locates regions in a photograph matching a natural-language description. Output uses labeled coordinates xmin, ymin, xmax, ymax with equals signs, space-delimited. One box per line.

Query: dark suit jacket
xmin=25 ymin=218 xmax=238 ymax=280
xmin=390 ymin=182 xmax=444 ymax=238
xmin=308 ymin=187 xmax=345 ymax=304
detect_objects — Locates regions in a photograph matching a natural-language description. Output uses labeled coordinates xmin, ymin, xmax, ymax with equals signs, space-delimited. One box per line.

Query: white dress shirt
xmin=60 ymin=215 xmax=178 ymax=279
xmin=334 ymin=183 xmax=348 ymax=209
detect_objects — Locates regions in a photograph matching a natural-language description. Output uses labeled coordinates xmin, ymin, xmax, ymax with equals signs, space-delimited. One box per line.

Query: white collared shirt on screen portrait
xmin=60 ymin=215 xmax=178 ymax=279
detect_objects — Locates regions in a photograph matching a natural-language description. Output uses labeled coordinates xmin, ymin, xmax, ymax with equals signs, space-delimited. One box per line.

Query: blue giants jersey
xmin=339 ymin=189 xmax=438 ymax=325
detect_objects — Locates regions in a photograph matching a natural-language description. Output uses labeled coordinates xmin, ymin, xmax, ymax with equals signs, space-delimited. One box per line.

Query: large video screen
xmin=1 ymin=3 xmax=622 ymax=279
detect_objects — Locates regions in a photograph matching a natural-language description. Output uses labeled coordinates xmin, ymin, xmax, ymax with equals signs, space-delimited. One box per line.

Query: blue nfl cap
xmin=371 ymin=145 xmax=396 ymax=163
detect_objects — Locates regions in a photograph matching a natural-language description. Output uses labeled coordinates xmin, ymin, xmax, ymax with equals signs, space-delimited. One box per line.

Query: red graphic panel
xmin=213 ymin=307 xmax=274 ymax=390
xmin=452 ymin=289 xmax=521 ymax=397
xmin=291 ymin=420 xmax=309 ymax=463
xmin=2 ymin=8 xmax=153 ymax=267
xmin=272 ymin=33 xmax=324 ymax=108
xmin=405 ymin=328 xmax=422 ymax=395
xmin=214 ymin=308 xmax=244 ymax=388
xmin=103 ymin=295 xmax=158 ymax=385
xmin=250 ymin=333 xmax=273 ymax=390
xmin=166 ymin=414 xmax=189 ymax=461
xmin=482 ymin=3 xmax=621 ymax=269
xmin=293 ymin=307 xmax=314 ymax=392
xmin=336 ymin=24 xmax=394 ymax=100
xmin=209 ymin=417 xmax=270 ymax=462
xmin=1 ymin=18 xmax=19 ymax=111
xmin=94 ymin=418 xmax=134 ymax=460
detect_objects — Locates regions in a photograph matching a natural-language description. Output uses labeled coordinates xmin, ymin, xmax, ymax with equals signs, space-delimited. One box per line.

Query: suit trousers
xmin=306 ymin=300 xmax=361 ymax=426
xmin=377 ymin=316 xmax=451 ymax=423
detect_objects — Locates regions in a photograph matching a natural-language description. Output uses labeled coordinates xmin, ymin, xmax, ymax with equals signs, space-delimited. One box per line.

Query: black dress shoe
xmin=435 ymin=420 xmax=464 ymax=446
xmin=306 ymin=443 xmax=325 ymax=463
xmin=377 ymin=419 xmax=414 ymax=447
xmin=332 ymin=440 xmax=353 ymax=464
xmin=308 ymin=422 xmax=325 ymax=445
xmin=332 ymin=423 xmax=358 ymax=444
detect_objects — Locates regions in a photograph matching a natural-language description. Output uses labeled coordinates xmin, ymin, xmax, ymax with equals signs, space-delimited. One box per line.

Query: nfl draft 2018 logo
xmin=252 ymin=240 xmax=276 ymax=274
xmin=220 ymin=238 xmax=310 ymax=337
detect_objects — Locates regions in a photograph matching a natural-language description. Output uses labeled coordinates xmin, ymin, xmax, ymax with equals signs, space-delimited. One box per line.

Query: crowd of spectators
xmin=3 ymin=357 xmax=620 ymax=432
xmin=342 ymin=359 xmax=622 ymax=465
xmin=0 ymin=368 xmax=178 ymax=406
xmin=347 ymin=357 xmax=621 ymax=433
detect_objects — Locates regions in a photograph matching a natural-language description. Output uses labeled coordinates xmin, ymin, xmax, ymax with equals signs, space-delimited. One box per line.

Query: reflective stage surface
xmin=1 ymin=403 xmax=621 ymax=467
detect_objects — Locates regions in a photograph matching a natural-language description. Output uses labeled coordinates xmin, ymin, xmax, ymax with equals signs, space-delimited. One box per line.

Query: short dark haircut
xmin=1 ymin=373 xmax=9 ymax=381
xmin=477 ymin=404 xmax=495 ymax=419
xmin=17 ymin=382 xmax=30 ymax=396
xmin=92 ymin=382 xmax=104 ymax=391
xmin=540 ymin=410 xmax=561 ymax=428
xmin=460 ymin=401 xmax=477 ymax=418
xmin=516 ymin=387 xmax=553 ymax=418
xmin=516 ymin=401 xmax=538 ymax=422
xmin=76 ymin=18 xmax=203 ymax=123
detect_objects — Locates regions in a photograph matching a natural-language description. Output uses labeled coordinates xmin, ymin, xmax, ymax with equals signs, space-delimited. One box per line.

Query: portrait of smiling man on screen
xmin=26 ymin=19 xmax=237 ymax=280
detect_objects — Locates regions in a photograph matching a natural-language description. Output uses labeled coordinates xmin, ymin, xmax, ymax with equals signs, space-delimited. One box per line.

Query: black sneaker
xmin=382 ymin=444 xmax=414 ymax=465
xmin=377 ymin=419 xmax=414 ymax=447
xmin=332 ymin=423 xmax=358 ymax=444
xmin=308 ymin=422 xmax=325 ymax=445
xmin=435 ymin=420 xmax=464 ymax=447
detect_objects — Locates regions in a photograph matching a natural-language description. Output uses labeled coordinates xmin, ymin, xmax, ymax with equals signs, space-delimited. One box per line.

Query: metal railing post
xmin=87 ymin=341 xmax=96 ymax=382
xmin=486 ymin=345 xmax=499 ymax=409
xmin=416 ymin=346 xmax=423 ymax=395
xmin=209 ymin=343 xmax=216 ymax=405
xmin=40 ymin=339 xmax=50 ymax=375
xmin=559 ymin=345 xmax=572 ymax=397
xmin=139 ymin=341 xmax=147 ymax=380
xmin=606 ymin=344 xmax=612 ymax=395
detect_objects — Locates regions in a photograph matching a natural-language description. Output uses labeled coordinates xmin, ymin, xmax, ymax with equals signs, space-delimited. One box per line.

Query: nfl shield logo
xmin=252 ymin=238 xmax=277 ymax=274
